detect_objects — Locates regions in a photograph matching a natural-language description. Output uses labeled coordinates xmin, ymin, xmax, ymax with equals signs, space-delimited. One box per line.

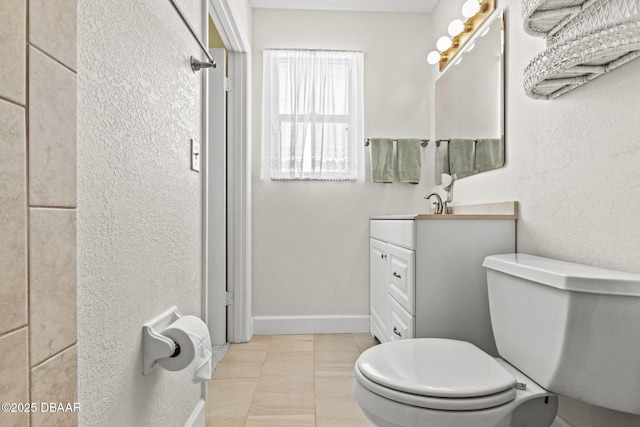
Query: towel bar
xmin=365 ymin=138 xmax=429 ymax=147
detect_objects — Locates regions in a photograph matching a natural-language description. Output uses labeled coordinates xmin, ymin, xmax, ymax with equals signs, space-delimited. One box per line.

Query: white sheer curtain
xmin=261 ymin=49 xmax=365 ymax=181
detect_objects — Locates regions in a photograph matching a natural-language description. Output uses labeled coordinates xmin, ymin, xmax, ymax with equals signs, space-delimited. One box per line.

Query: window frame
xmin=261 ymin=49 xmax=364 ymax=181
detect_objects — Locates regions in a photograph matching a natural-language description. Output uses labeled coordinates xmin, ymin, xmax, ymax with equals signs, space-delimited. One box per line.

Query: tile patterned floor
xmin=206 ymin=333 xmax=379 ymax=427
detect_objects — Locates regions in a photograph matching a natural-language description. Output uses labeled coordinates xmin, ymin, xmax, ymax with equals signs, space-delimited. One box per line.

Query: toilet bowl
xmin=353 ymin=338 xmax=557 ymax=427
xmin=354 ymin=253 xmax=640 ymax=426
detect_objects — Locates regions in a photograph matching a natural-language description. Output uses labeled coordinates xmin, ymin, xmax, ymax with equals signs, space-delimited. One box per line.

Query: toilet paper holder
xmin=142 ymin=305 xmax=183 ymax=375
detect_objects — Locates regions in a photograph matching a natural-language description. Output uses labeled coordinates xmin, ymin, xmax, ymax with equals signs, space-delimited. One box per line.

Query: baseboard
xmin=551 ymin=415 xmax=573 ymax=427
xmin=252 ymin=314 xmax=370 ymax=335
xmin=184 ymin=399 xmax=205 ymax=427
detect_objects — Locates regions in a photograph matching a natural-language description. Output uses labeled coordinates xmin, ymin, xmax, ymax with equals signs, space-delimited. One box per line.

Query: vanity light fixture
xmin=427 ymin=51 xmax=442 ymax=65
xmin=462 ymin=0 xmax=481 ymax=18
xmin=448 ymin=19 xmax=465 ymax=37
xmin=436 ymin=36 xmax=453 ymax=52
xmin=426 ymin=0 xmax=495 ymax=70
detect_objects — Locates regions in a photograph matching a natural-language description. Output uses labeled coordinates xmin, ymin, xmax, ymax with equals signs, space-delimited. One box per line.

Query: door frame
xmin=203 ymin=0 xmax=252 ymax=343
xmin=206 ymin=47 xmax=227 ymax=345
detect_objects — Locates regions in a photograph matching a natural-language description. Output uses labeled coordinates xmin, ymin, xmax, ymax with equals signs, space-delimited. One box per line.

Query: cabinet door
xmin=387 ymin=244 xmax=415 ymax=315
xmin=388 ymin=295 xmax=415 ymax=341
xmin=369 ymin=238 xmax=388 ymax=342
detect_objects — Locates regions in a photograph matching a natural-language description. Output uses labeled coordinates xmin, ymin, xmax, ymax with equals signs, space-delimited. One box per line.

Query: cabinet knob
xmin=393 ymin=272 xmax=402 ymax=279
xmin=393 ymin=327 xmax=402 ymax=337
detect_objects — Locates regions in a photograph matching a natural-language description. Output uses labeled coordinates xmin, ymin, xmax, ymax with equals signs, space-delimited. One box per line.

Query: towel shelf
xmin=365 ymin=138 xmax=429 ymax=147
xmin=522 ymin=0 xmax=640 ymax=99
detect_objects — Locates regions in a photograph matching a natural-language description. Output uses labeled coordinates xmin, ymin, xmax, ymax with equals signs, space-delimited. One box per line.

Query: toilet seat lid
xmin=357 ymin=338 xmax=516 ymax=398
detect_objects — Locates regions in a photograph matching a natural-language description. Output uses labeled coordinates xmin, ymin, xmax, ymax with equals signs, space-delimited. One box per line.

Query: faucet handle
xmin=441 ymin=173 xmax=453 ymax=190
xmin=441 ymin=173 xmax=455 ymax=204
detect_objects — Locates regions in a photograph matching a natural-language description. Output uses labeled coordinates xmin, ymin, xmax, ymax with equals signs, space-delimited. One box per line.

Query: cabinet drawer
xmin=388 ymin=295 xmax=415 ymax=341
xmin=387 ymin=244 xmax=415 ymax=315
xmin=370 ymin=220 xmax=415 ymax=249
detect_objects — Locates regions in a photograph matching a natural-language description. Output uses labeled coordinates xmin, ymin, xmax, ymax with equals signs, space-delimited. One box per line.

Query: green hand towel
xmin=448 ymin=138 xmax=476 ymax=178
xmin=397 ymin=138 xmax=421 ymax=184
xmin=370 ymin=138 xmax=394 ymax=183
xmin=475 ymin=138 xmax=504 ymax=172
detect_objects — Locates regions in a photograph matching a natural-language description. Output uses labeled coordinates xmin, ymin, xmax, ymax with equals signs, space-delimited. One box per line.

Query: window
xmin=261 ymin=49 xmax=365 ymax=181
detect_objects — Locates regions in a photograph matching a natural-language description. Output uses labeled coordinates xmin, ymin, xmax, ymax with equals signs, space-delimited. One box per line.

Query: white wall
xmin=77 ymin=0 xmax=204 ymax=425
xmin=229 ymin=0 xmax=253 ymax=41
xmin=432 ymin=1 xmax=640 ymax=425
xmin=251 ymin=9 xmax=434 ymax=321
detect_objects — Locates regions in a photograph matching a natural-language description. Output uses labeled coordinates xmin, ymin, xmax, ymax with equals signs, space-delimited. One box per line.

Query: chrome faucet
xmin=425 ymin=193 xmax=444 ymax=214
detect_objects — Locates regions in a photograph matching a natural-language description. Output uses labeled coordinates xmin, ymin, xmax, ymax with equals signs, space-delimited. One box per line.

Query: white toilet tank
xmin=483 ymin=254 xmax=640 ymax=415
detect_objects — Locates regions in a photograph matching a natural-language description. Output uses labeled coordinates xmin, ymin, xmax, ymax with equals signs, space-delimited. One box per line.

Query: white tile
xmin=0 ymin=329 xmax=29 ymax=427
xmin=31 ymin=346 xmax=78 ymax=427
xmin=0 ymin=0 xmax=26 ymax=104
xmin=28 ymin=47 xmax=77 ymax=207
xmin=29 ymin=0 xmax=77 ymax=71
xmin=29 ymin=208 xmax=76 ymax=365
xmin=0 ymin=100 xmax=27 ymax=333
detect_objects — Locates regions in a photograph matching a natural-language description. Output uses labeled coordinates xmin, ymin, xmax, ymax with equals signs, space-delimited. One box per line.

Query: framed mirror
xmin=435 ymin=10 xmax=505 ymax=183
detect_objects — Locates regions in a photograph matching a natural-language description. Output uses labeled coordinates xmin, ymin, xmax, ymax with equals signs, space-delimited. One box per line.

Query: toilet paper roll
xmin=157 ymin=315 xmax=212 ymax=382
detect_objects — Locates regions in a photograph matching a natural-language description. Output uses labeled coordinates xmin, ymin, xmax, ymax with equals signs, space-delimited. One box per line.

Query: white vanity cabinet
xmin=369 ymin=210 xmax=516 ymax=356
xmin=369 ymin=220 xmax=416 ymax=343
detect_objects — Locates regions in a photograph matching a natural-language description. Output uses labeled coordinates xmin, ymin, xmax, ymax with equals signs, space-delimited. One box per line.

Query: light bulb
xmin=448 ymin=19 xmax=465 ymax=37
xmin=462 ymin=0 xmax=480 ymax=18
xmin=437 ymin=36 xmax=453 ymax=52
xmin=427 ymin=51 xmax=441 ymax=65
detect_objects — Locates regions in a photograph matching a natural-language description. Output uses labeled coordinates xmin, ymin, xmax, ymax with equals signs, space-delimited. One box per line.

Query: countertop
xmin=371 ymin=201 xmax=518 ymax=220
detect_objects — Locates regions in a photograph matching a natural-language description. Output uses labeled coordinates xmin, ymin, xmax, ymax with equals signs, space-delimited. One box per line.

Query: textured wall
xmin=251 ymin=9 xmax=434 ymax=318
xmin=77 ymin=0 xmax=204 ymax=425
xmin=432 ymin=1 xmax=640 ymax=425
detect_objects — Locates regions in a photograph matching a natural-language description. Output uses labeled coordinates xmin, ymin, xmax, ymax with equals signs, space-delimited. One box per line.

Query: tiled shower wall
xmin=0 ymin=1 xmax=78 ymax=426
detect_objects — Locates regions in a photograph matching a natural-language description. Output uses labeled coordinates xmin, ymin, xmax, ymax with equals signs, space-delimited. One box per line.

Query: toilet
xmin=354 ymin=253 xmax=640 ymax=427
